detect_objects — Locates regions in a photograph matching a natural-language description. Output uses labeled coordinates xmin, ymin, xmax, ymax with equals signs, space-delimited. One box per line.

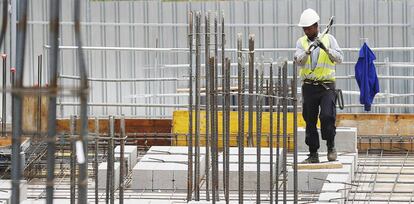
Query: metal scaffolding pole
xmin=237 ymin=33 xmax=244 ymax=203
xmin=11 ymin=0 xmax=28 ymax=203
xmin=187 ymin=10 xmax=194 ymax=202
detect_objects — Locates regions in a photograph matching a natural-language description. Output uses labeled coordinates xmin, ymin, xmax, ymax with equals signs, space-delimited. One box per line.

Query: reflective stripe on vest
xmin=299 ymin=35 xmax=336 ymax=81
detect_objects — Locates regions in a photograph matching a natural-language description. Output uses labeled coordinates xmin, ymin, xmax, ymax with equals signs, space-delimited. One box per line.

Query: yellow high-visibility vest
xmin=299 ymin=35 xmax=336 ymax=81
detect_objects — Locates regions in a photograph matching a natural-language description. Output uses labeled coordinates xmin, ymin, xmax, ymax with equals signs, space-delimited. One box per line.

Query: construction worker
xmin=294 ymin=9 xmax=344 ymax=163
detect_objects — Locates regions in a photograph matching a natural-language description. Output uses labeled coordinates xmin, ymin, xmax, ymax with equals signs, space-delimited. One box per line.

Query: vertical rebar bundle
xmin=185 ymin=11 xmax=298 ymax=204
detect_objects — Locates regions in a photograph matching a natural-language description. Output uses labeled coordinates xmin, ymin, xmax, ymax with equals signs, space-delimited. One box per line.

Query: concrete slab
xmin=115 ymin=145 xmax=138 ymax=166
xmin=321 ymin=174 xmax=352 ymax=199
xmin=295 ymin=152 xmax=358 ymax=172
xmin=229 ymin=147 xmax=280 ymax=155
xmin=287 ymin=154 xmax=354 ymax=192
xmin=216 ymin=163 xmax=274 ymax=191
xmin=131 ymin=154 xmax=206 ymax=192
xmin=98 ymin=162 xmax=120 ymax=189
xmin=297 ymin=127 xmax=357 ymax=153
xmin=146 ymin=146 xmax=206 ymax=155
xmin=115 ymin=152 xmax=132 ymax=174
xmin=318 ymin=192 xmax=343 ymax=204
xmin=326 ymin=174 xmax=351 ymax=184
xmin=0 ymin=180 xmax=27 ymax=202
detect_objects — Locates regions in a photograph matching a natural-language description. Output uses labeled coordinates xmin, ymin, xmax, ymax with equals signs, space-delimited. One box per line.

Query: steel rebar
xmin=292 ymin=61 xmax=298 ymax=204
xmin=237 ymin=33 xmax=244 ymax=203
xmin=269 ymin=63 xmax=274 ymax=204
xmin=275 ymin=70 xmax=282 ymax=204
xmin=221 ymin=14 xmax=227 ymax=200
xmin=37 ymin=55 xmax=42 ymax=135
xmin=0 ymin=0 xmax=7 ymax=47
xmin=213 ymin=12 xmax=219 ymax=202
xmin=70 ymin=115 xmax=77 ymax=204
xmin=1 ymin=54 xmax=6 ymax=137
xmin=45 ymin=0 xmax=61 ymax=203
xmin=11 ymin=0 xmax=27 ymax=203
xmin=194 ymin=11 xmax=201 ymax=201
xmin=187 ymin=11 xmax=194 ymax=202
xmin=224 ymin=57 xmax=231 ymax=203
xmin=282 ymin=61 xmax=288 ymax=204
xmin=74 ymin=0 xmax=89 ymax=202
xmin=106 ymin=116 xmax=115 ymax=204
xmin=255 ymin=68 xmax=262 ymax=203
xmin=119 ymin=115 xmax=126 ymax=204
xmin=94 ymin=117 xmax=99 ymax=204
xmin=209 ymin=56 xmax=218 ymax=203
xmin=204 ymin=12 xmax=211 ymax=201
xmin=248 ymin=34 xmax=255 ymax=147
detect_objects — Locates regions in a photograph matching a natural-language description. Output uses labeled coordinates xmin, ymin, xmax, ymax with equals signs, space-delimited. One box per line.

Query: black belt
xmin=303 ymin=79 xmax=334 ymax=89
xmin=303 ymin=79 xmax=344 ymax=110
xmin=303 ymin=79 xmax=334 ymax=85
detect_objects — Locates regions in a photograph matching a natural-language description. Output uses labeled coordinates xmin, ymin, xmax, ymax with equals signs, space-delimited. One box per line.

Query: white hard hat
xmin=298 ymin=8 xmax=320 ymax=27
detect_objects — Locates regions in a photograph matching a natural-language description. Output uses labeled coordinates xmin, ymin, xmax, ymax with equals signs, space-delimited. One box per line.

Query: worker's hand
xmin=315 ymin=39 xmax=327 ymax=51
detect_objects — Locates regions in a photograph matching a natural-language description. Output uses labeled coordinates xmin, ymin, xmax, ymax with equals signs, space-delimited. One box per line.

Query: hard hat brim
xmin=298 ymin=23 xmax=315 ymax=27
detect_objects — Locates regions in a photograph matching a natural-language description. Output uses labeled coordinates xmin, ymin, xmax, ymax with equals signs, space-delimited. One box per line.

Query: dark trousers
xmin=302 ymin=83 xmax=336 ymax=153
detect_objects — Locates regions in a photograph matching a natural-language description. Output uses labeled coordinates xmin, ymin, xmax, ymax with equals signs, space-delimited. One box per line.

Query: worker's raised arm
xmin=294 ymin=39 xmax=309 ymax=66
xmin=326 ymin=34 xmax=343 ymax=64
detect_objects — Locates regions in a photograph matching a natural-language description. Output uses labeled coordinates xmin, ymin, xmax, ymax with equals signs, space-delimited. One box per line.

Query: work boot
xmin=301 ymin=152 xmax=319 ymax=163
xmin=327 ymin=148 xmax=337 ymax=161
